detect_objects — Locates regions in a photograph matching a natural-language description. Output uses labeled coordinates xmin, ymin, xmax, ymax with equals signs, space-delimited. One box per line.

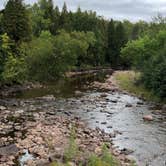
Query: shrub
xmin=2 ymin=55 xmax=27 ymax=84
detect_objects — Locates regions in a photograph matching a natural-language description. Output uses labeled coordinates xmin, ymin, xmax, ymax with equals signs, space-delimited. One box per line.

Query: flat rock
xmin=143 ymin=115 xmax=153 ymax=121
xmin=0 ymin=144 xmax=19 ymax=156
xmin=0 ymin=106 xmax=7 ymax=111
xmin=125 ymin=103 xmax=133 ymax=107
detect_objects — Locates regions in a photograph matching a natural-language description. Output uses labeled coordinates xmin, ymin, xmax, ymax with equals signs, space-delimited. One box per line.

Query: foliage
xmin=0 ymin=33 xmax=13 ymax=80
xmin=114 ymin=71 xmax=160 ymax=102
xmin=64 ymin=126 xmax=78 ymax=162
xmin=121 ymin=30 xmax=166 ymax=99
xmin=87 ymin=145 xmax=119 ymax=166
xmin=107 ymin=20 xmax=127 ymax=68
xmin=3 ymin=0 xmax=31 ymax=43
xmin=2 ymin=55 xmax=27 ymax=84
xmin=24 ymin=30 xmax=95 ymax=81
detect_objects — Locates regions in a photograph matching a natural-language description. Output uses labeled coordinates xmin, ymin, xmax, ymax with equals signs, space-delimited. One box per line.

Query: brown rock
xmin=143 ymin=115 xmax=153 ymax=121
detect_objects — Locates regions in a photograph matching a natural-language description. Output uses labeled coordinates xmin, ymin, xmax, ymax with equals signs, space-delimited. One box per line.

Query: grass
xmin=51 ymin=145 xmax=120 ymax=166
xmin=113 ymin=71 xmax=160 ymax=102
xmin=50 ymin=127 xmax=121 ymax=166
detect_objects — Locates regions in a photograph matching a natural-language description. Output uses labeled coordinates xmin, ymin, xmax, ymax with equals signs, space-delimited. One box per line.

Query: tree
xmin=3 ymin=0 xmax=31 ymax=43
xmin=60 ymin=2 xmax=70 ymax=30
xmin=52 ymin=6 xmax=60 ymax=34
xmin=115 ymin=22 xmax=127 ymax=67
xmin=0 ymin=33 xmax=13 ymax=80
xmin=107 ymin=19 xmax=116 ymax=65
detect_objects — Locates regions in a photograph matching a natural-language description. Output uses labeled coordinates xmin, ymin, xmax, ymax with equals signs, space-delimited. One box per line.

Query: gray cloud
xmin=0 ymin=0 xmax=166 ymax=22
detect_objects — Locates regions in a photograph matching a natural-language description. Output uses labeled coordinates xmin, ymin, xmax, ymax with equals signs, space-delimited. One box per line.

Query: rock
xmin=162 ymin=104 xmax=166 ymax=111
xmin=101 ymin=122 xmax=107 ymax=125
xmin=107 ymin=126 xmax=112 ymax=129
xmin=137 ymin=101 xmax=144 ymax=105
xmin=0 ymin=106 xmax=6 ymax=111
xmin=38 ymin=95 xmax=55 ymax=101
xmin=125 ymin=103 xmax=133 ymax=107
xmin=95 ymin=147 xmax=102 ymax=154
xmin=14 ymin=125 xmax=22 ymax=131
xmin=100 ymin=94 xmax=107 ymax=98
xmin=75 ymin=91 xmax=82 ymax=96
xmin=110 ymin=100 xmax=118 ymax=103
xmin=67 ymin=162 xmax=76 ymax=166
xmin=0 ymin=144 xmax=19 ymax=156
xmin=143 ymin=115 xmax=153 ymax=121
xmin=120 ymin=148 xmax=134 ymax=155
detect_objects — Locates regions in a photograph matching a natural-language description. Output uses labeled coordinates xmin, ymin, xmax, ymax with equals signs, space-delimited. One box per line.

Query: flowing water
xmin=2 ymin=72 xmax=166 ymax=166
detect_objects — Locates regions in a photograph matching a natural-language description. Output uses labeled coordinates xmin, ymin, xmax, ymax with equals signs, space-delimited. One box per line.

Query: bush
xmin=0 ymin=33 xmax=13 ymax=80
xmin=121 ymin=30 xmax=166 ymax=99
xmin=25 ymin=30 xmax=96 ymax=81
xmin=2 ymin=55 xmax=27 ymax=84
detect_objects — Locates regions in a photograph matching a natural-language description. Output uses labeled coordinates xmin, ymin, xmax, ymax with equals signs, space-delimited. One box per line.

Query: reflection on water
xmin=15 ymin=72 xmax=107 ymax=99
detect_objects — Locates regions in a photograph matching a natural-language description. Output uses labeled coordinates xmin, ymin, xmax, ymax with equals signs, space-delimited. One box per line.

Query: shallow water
xmin=5 ymin=73 xmax=166 ymax=166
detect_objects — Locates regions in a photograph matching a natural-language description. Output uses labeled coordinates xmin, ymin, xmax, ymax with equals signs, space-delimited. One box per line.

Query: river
xmin=1 ymin=72 xmax=166 ymax=166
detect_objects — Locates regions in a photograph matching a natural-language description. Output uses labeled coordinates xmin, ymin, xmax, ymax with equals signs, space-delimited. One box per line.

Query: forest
xmin=0 ymin=0 xmax=165 ymax=99
xmin=0 ymin=1 xmax=166 ymax=166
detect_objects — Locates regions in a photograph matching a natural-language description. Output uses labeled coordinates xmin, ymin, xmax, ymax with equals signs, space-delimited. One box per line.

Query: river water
xmin=4 ymin=73 xmax=166 ymax=166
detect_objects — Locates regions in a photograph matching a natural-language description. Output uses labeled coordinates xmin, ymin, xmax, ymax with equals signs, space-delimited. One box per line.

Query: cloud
xmin=0 ymin=0 xmax=166 ymax=22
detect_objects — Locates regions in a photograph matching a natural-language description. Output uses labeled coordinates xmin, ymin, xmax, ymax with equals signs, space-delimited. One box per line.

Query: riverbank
xmin=0 ymin=104 xmax=132 ymax=166
xmin=1 ymin=70 xmax=165 ymax=165
xmin=0 ymin=71 xmax=135 ymax=166
xmin=112 ymin=71 xmax=160 ymax=102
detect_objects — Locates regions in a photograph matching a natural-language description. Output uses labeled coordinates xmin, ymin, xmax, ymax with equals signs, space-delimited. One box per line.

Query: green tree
xmin=0 ymin=33 xmax=13 ymax=80
xmin=115 ymin=22 xmax=127 ymax=67
xmin=60 ymin=2 xmax=70 ymax=30
xmin=107 ymin=19 xmax=116 ymax=65
xmin=3 ymin=0 xmax=31 ymax=43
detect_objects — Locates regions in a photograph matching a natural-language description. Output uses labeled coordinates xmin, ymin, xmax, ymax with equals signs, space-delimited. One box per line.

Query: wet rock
xmin=143 ymin=115 xmax=153 ymax=121
xmin=64 ymin=111 xmax=71 ymax=116
xmin=120 ymin=148 xmax=134 ymax=155
xmin=100 ymin=94 xmax=107 ymax=98
xmin=101 ymin=122 xmax=107 ymax=125
xmin=110 ymin=100 xmax=118 ymax=103
xmin=0 ymin=144 xmax=19 ymax=156
xmin=125 ymin=103 xmax=133 ymax=107
xmin=137 ymin=101 xmax=144 ymax=105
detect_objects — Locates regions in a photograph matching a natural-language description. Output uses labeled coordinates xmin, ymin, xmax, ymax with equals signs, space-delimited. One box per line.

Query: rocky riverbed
xmin=0 ymin=72 xmax=166 ymax=166
xmin=0 ymin=99 xmax=131 ymax=166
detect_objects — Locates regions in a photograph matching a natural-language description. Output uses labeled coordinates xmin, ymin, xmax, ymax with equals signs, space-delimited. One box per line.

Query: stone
xmin=143 ymin=115 xmax=153 ymax=121
xmin=137 ymin=101 xmax=144 ymax=105
xmin=0 ymin=106 xmax=6 ymax=111
xmin=38 ymin=95 xmax=55 ymax=101
xmin=110 ymin=100 xmax=118 ymax=103
xmin=95 ymin=147 xmax=102 ymax=154
xmin=125 ymin=103 xmax=133 ymax=107
xmin=162 ymin=104 xmax=166 ymax=111
xmin=120 ymin=148 xmax=134 ymax=155
xmin=75 ymin=91 xmax=82 ymax=96
xmin=100 ymin=94 xmax=107 ymax=98
xmin=0 ymin=144 xmax=19 ymax=156
xmin=107 ymin=126 xmax=112 ymax=129
xmin=101 ymin=122 xmax=107 ymax=125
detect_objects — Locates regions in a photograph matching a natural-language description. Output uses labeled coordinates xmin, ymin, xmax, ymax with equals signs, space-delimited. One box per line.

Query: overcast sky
xmin=0 ymin=0 xmax=166 ymax=22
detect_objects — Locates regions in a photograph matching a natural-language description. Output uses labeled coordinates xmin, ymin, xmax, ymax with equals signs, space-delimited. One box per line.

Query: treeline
xmin=121 ymin=16 xmax=166 ymax=99
xmin=0 ymin=0 xmax=165 ymax=99
xmin=0 ymin=0 xmax=127 ymax=83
